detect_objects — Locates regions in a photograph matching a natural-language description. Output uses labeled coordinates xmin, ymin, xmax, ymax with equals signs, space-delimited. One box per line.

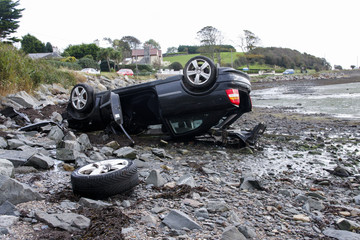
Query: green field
xmin=163 ymin=52 xmax=270 ymax=70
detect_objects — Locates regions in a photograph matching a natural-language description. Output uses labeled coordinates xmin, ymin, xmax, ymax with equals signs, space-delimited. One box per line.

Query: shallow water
xmin=251 ymin=82 xmax=360 ymax=119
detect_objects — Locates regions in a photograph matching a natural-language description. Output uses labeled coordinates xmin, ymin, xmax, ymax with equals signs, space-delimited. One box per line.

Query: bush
xmin=47 ymin=60 xmax=81 ymax=70
xmin=0 ymin=43 xmax=77 ymax=95
xmin=169 ymin=62 xmax=183 ymax=71
xmin=61 ymin=56 xmax=77 ymax=63
xmin=78 ymin=57 xmax=99 ymax=69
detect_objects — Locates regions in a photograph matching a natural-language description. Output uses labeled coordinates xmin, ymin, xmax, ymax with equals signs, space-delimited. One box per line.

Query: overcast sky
xmin=15 ymin=0 xmax=360 ymax=69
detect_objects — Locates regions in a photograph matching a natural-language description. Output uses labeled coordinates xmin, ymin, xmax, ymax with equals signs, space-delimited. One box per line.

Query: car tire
xmin=183 ymin=56 xmax=217 ymax=91
xmin=71 ymin=159 xmax=139 ymax=199
xmin=70 ymin=83 xmax=94 ymax=113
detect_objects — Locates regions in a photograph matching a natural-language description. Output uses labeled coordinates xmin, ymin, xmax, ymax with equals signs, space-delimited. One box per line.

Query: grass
xmin=163 ymin=52 xmax=272 ymax=70
xmin=0 ymin=43 xmax=79 ymax=96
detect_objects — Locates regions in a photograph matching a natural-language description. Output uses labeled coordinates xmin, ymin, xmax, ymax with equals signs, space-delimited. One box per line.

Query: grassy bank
xmin=0 ymin=43 xmax=79 ymax=96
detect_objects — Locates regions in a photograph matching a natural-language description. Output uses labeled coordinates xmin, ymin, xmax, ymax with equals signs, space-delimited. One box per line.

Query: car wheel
xmin=70 ymin=84 xmax=94 ymax=113
xmin=71 ymin=159 xmax=139 ymax=199
xmin=183 ymin=56 xmax=217 ymax=91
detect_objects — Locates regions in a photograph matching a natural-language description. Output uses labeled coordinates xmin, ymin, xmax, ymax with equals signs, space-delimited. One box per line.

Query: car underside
xmin=65 ymin=56 xmax=265 ymax=147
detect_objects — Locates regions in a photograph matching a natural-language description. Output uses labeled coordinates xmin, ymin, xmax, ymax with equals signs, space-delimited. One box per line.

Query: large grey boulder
xmin=162 ymin=209 xmax=201 ymax=230
xmin=25 ymin=153 xmax=55 ymax=169
xmin=0 ymin=159 xmax=14 ymax=177
xmin=47 ymin=126 xmax=64 ymax=143
xmin=35 ymin=211 xmax=90 ymax=232
xmin=6 ymin=91 xmax=40 ymax=109
xmin=0 ymin=149 xmax=37 ymax=167
xmin=0 ymin=175 xmax=43 ymax=205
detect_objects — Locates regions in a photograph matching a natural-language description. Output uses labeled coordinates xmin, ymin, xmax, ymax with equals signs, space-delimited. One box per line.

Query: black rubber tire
xmin=183 ymin=56 xmax=217 ymax=91
xmin=71 ymin=159 xmax=139 ymax=199
xmin=69 ymin=83 xmax=94 ymax=113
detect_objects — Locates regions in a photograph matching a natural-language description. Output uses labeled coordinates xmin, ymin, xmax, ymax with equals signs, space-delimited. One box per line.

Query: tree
xmin=45 ymin=42 xmax=53 ymax=52
xmin=0 ymin=0 xmax=24 ymax=42
xmin=144 ymin=39 xmax=160 ymax=49
xmin=166 ymin=47 xmax=177 ymax=54
xmin=121 ymin=36 xmax=141 ymax=50
xmin=197 ymin=26 xmax=223 ymax=61
xmin=98 ymin=47 xmax=114 ymax=72
xmin=63 ymin=43 xmax=100 ymax=60
xmin=239 ymin=30 xmax=261 ymax=68
xmin=21 ymin=34 xmax=46 ymax=53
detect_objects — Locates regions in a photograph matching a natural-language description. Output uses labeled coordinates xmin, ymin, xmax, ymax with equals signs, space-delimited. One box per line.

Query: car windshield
xmin=168 ymin=113 xmax=209 ymax=134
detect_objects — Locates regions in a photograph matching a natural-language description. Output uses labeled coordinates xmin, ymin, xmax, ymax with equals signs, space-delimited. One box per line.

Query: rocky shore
xmin=0 ymin=72 xmax=360 ymax=239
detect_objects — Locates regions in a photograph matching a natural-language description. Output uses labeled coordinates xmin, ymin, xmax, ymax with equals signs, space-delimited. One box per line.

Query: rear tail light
xmin=226 ymin=89 xmax=240 ymax=105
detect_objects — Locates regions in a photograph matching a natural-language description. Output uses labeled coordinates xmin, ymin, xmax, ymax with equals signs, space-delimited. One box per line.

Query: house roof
xmin=132 ymin=48 xmax=162 ymax=57
xmin=28 ymin=52 xmax=62 ymax=60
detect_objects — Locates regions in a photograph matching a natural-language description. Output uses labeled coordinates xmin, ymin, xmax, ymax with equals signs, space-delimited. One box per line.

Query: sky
xmin=14 ymin=0 xmax=360 ymax=69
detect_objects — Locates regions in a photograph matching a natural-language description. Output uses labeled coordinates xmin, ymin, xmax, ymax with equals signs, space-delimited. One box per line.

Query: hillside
xmin=163 ymin=47 xmax=331 ymax=72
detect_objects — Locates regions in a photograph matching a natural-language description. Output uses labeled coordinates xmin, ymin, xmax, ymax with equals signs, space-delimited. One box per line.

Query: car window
xmin=168 ymin=113 xmax=209 ymax=134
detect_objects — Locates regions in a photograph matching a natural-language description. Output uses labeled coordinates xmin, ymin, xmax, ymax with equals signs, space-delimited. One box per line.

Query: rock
xmin=303 ymin=198 xmax=325 ymax=212
xmin=206 ymin=200 xmax=230 ymax=213
xmin=50 ymin=112 xmax=63 ymax=123
xmin=78 ymin=133 xmax=92 ymax=151
xmin=63 ymin=164 xmax=75 ymax=171
xmin=47 ymin=126 xmax=64 ymax=143
xmin=237 ymin=225 xmax=257 ymax=239
xmin=0 ymin=175 xmax=43 ymax=205
xmin=35 ymin=211 xmax=90 ymax=232
xmin=7 ymin=139 xmax=25 ymax=150
xmin=89 ymin=152 xmax=106 ymax=161
xmin=162 ymin=209 xmax=201 ymax=230
xmin=323 ymin=228 xmax=360 ymax=240
xmin=145 ymin=170 xmax=167 ymax=187
xmin=105 ymin=141 xmax=120 ymax=150
xmin=78 ymin=198 xmax=112 ymax=209
xmin=0 ymin=137 xmax=7 ymax=149
xmin=177 ymin=174 xmax=197 ymax=188
xmin=194 ymin=208 xmax=209 ymax=219
xmin=221 ymin=226 xmax=246 ymax=240
xmin=75 ymin=153 xmax=94 ymax=168
xmin=293 ymin=214 xmax=311 ymax=222
xmin=0 ymin=159 xmax=14 ymax=177
xmin=141 ymin=214 xmax=158 ymax=227
xmin=354 ymin=195 xmax=360 ymax=205
xmin=151 ymin=148 xmax=167 ymax=158
xmin=113 ymin=146 xmax=137 ymax=159
xmin=239 ymin=175 xmax=265 ymax=191
xmin=0 ymin=201 xmax=19 ymax=216
xmin=63 ymin=131 xmax=77 ymax=141
xmin=25 ymin=153 xmax=55 ymax=169
xmin=0 ymin=215 xmax=19 ymax=228
xmin=337 ymin=218 xmax=360 ymax=231
xmin=56 ymin=140 xmax=82 ymax=161
xmin=6 ymin=91 xmax=40 ymax=108
xmin=100 ymin=146 xmax=114 ymax=156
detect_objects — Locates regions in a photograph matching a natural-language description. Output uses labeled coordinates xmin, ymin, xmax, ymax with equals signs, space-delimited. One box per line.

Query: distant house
xmin=28 ymin=52 xmax=62 ymax=60
xmin=132 ymin=48 xmax=162 ymax=65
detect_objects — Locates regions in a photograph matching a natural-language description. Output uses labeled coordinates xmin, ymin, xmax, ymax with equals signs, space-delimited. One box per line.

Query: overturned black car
xmin=65 ymin=56 xmax=265 ymax=146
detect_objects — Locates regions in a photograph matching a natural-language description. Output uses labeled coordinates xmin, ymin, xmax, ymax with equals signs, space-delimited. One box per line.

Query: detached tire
xmin=71 ymin=159 xmax=139 ymax=199
xmin=183 ymin=56 xmax=217 ymax=91
xmin=70 ymin=83 xmax=94 ymax=113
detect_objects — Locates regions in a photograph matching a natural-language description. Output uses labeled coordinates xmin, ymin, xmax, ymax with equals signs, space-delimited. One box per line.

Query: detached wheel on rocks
xmin=183 ymin=56 xmax=217 ymax=91
xmin=71 ymin=159 xmax=139 ymax=199
xmin=70 ymin=83 xmax=94 ymax=113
